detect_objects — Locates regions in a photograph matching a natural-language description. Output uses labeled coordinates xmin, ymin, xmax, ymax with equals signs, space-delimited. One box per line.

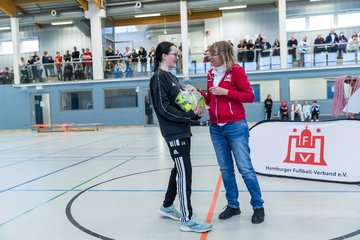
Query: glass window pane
xmin=338 ymin=12 xmax=360 ymax=28
xmin=289 ymin=78 xmax=327 ymax=101
xmin=21 ymin=39 xmax=39 ymax=53
xmin=309 ymin=15 xmax=334 ymax=30
xmin=104 ymin=88 xmax=138 ymax=109
xmin=286 ymin=18 xmax=306 ymax=32
xmin=0 ymin=41 xmax=13 ymax=55
xmin=60 ymin=91 xmax=93 ymax=110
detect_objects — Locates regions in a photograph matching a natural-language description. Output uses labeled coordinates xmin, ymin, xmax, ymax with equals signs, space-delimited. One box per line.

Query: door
xmin=31 ymin=93 xmax=51 ymax=127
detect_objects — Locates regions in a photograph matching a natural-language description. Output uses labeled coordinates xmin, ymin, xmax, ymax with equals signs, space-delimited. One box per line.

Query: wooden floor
xmin=0 ymin=127 xmax=359 ymax=240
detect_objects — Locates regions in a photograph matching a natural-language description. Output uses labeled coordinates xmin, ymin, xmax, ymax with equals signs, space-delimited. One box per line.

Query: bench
xmin=34 ymin=123 xmax=102 ymax=133
xmin=270 ymin=113 xmax=332 ymax=121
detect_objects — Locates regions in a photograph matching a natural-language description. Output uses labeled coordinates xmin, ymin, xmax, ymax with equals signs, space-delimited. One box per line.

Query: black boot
xmin=251 ymin=208 xmax=265 ymax=224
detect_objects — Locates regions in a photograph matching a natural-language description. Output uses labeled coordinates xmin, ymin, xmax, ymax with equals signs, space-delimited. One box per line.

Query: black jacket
xmin=149 ymin=70 xmax=196 ymax=141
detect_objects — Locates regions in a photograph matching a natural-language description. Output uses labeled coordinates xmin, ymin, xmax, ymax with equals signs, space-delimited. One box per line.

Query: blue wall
xmin=1 ymin=65 xmax=360 ymax=130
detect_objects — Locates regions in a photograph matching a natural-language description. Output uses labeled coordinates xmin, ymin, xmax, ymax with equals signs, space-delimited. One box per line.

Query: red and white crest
xmin=283 ymin=126 xmax=326 ymax=166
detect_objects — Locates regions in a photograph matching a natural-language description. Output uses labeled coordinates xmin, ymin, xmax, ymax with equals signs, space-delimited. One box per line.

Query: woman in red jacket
xmin=201 ymin=41 xmax=265 ymax=224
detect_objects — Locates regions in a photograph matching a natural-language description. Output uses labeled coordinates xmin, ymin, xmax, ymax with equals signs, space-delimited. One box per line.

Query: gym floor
xmin=0 ymin=126 xmax=359 ymax=240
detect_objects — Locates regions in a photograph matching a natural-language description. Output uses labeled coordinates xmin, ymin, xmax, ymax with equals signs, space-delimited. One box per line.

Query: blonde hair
xmin=209 ymin=41 xmax=236 ymax=70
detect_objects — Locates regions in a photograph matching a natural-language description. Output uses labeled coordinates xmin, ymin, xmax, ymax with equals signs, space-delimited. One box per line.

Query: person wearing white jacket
xmin=291 ymin=100 xmax=304 ymax=121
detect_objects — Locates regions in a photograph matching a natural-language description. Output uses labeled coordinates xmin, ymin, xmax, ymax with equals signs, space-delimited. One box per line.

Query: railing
xmin=1 ymin=41 xmax=359 ymax=85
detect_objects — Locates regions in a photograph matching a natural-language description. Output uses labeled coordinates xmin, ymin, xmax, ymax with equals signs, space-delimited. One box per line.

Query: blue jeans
xmin=210 ymin=119 xmax=264 ymax=209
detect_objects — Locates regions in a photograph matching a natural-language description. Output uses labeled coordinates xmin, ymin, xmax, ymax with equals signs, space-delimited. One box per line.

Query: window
xmin=338 ymin=12 xmax=360 ymax=28
xmin=60 ymin=90 xmax=93 ymax=110
xmin=286 ymin=18 xmax=306 ymax=32
xmin=0 ymin=41 xmax=12 ymax=54
xmin=104 ymin=88 xmax=138 ymax=109
xmin=309 ymin=15 xmax=334 ymax=30
xmin=289 ymin=78 xmax=327 ymax=101
xmin=21 ymin=39 xmax=39 ymax=53
xmin=114 ymin=26 xmax=138 ymax=33
xmin=0 ymin=38 xmax=40 ymax=55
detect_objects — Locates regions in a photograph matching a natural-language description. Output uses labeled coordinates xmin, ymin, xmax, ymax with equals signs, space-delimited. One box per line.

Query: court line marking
xmin=65 ymin=165 xmax=360 ymax=240
xmin=5 ymin=189 xmax=360 ymax=193
xmin=200 ymin=174 xmax=222 ymax=240
xmin=0 ymin=148 xmax=120 ymax=194
xmin=0 ymin=157 xmax=134 ymax=228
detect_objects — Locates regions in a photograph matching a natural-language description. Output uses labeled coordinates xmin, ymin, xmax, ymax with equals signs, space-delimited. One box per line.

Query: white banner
xmin=249 ymin=119 xmax=360 ymax=183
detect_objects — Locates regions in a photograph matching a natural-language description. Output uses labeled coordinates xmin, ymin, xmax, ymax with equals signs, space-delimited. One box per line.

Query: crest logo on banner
xmin=283 ymin=126 xmax=327 ymax=166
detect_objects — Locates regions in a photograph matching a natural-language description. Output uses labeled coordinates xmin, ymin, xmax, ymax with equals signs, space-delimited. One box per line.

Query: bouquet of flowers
xmin=175 ymin=89 xmax=206 ymax=115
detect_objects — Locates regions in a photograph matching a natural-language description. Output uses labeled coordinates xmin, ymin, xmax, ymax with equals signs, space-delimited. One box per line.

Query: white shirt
xmin=213 ymin=65 xmax=226 ymax=87
xmin=291 ymin=103 xmax=302 ymax=113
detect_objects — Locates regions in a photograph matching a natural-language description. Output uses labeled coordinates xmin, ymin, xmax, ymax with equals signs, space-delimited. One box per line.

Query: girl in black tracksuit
xmin=149 ymin=42 xmax=200 ymax=224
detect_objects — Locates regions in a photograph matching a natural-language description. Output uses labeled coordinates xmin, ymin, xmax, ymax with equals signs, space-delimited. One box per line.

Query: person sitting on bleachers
xmin=311 ymin=101 xmax=320 ymax=121
xmin=291 ymin=100 xmax=304 ymax=121
xmin=302 ymin=100 xmax=311 ymax=121
xmin=280 ymin=100 xmax=289 ymax=120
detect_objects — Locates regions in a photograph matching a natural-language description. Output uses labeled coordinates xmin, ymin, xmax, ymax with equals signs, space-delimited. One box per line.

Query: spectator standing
xmin=338 ymin=32 xmax=348 ymax=59
xmin=148 ymin=47 xmax=155 ymax=72
xmin=254 ymin=33 xmax=263 ymax=63
xmin=264 ymin=94 xmax=273 ymax=120
xmin=104 ymin=61 xmax=114 ymax=79
xmin=259 ymin=38 xmax=271 ymax=57
xmin=272 ymin=39 xmax=280 ymax=56
xmin=287 ymin=36 xmax=298 ymax=62
xmin=299 ymin=35 xmax=309 ymax=67
xmin=314 ymin=34 xmax=325 ymax=54
xmin=42 ymin=51 xmax=50 ymax=78
xmin=55 ymin=51 xmax=63 ymax=81
xmin=63 ymin=61 xmax=73 ymax=81
xmin=35 ymin=57 xmax=43 ymax=82
xmin=82 ymin=48 xmax=92 ymax=79
xmin=246 ymin=39 xmax=255 ymax=62
xmin=139 ymin=46 xmax=147 ymax=75
xmin=72 ymin=46 xmax=80 ymax=62
xmin=105 ymin=45 xmax=114 ymax=58
xmin=48 ymin=56 xmax=55 ymax=77
xmin=31 ymin=52 xmax=38 ymax=81
xmin=19 ymin=57 xmax=29 ymax=83
xmin=237 ymin=39 xmax=247 ymax=62
xmin=325 ymin=28 xmax=339 ymax=53
xmin=27 ymin=55 xmax=33 ymax=79
xmin=130 ymin=48 xmax=139 ymax=73
xmin=74 ymin=63 xmax=84 ymax=80
xmin=123 ymin=46 xmax=131 ymax=72
xmin=347 ymin=32 xmax=359 ymax=53
xmin=63 ymin=50 xmax=71 ymax=62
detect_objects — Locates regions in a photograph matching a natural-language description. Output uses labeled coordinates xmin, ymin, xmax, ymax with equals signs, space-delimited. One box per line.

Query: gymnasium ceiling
xmin=0 ymin=0 xmax=305 ymax=28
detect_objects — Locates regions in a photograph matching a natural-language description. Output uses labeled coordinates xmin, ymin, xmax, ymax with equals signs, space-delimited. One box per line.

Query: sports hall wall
xmin=0 ymin=0 xmax=359 ymax=130
xmin=1 ymin=65 xmax=359 ymax=130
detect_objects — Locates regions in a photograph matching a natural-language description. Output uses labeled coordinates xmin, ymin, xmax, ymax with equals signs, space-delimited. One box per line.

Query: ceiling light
xmin=0 ymin=27 xmax=10 ymax=30
xmin=134 ymin=13 xmax=161 ymax=18
xmin=310 ymin=0 xmax=322 ymax=1
xmin=51 ymin=21 xmax=73 ymax=26
xmin=219 ymin=5 xmax=247 ymax=10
